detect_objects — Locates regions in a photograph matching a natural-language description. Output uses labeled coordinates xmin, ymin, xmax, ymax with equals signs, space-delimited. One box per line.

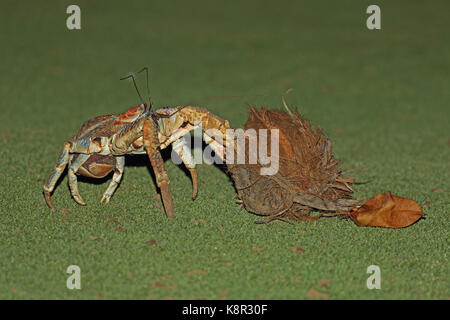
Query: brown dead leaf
xmin=60 ymin=208 xmax=72 ymax=216
xmin=151 ymin=281 xmax=165 ymax=288
xmin=115 ymin=225 xmax=128 ymax=233
xmin=126 ymin=273 xmax=133 ymax=279
xmin=349 ymin=191 xmax=425 ymax=228
xmin=423 ymin=201 xmax=432 ymax=207
xmin=192 ymin=218 xmax=206 ymax=224
xmin=219 ymin=226 xmax=224 ymax=232
xmin=306 ymin=288 xmax=329 ymax=299
xmin=430 ymin=188 xmax=443 ymax=193
xmin=292 ymin=247 xmax=306 ymax=254
xmin=146 ymin=239 xmax=158 ymax=245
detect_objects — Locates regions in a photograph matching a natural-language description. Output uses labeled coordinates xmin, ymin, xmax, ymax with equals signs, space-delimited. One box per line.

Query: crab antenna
xmin=137 ymin=67 xmax=153 ymax=111
xmin=120 ymin=72 xmax=146 ymax=106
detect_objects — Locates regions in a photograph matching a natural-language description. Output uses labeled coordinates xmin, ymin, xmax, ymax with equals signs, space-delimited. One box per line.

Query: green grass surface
xmin=0 ymin=0 xmax=448 ymax=299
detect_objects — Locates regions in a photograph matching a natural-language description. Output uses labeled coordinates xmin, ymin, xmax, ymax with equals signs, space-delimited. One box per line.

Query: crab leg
xmin=43 ymin=141 xmax=72 ymax=211
xmin=100 ymin=156 xmax=125 ymax=203
xmin=203 ymin=132 xmax=226 ymax=162
xmin=172 ymin=137 xmax=197 ymax=200
xmin=159 ymin=124 xmax=196 ymax=149
xmin=178 ymin=106 xmax=236 ymax=156
xmin=143 ymin=118 xmax=175 ymax=219
xmin=68 ymin=153 xmax=90 ymax=206
xmin=109 ymin=117 xmax=175 ymax=218
xmin=177 ymin=107 xmax=231 ymax=137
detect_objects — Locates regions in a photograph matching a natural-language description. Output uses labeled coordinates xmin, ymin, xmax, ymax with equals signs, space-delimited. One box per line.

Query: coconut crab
xmin=43 ymin=68 xmax=232 ymax=219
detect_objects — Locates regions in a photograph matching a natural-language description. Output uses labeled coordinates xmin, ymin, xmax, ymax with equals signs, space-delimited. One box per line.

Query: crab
xmin=43 ymin=68 xmax=232 ymax=219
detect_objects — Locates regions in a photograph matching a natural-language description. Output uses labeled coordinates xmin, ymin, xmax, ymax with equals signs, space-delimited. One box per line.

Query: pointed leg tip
xmin=164 ymin=205 xmax=175 ymax=219
xmin=74 ymin=197 xmax=87 ymax=206
xmin=188 ymin=169 xmax=198 ymax=201
xmin=100 ymin=197 xmax=110 ymax=204
xmin=44 ymin=191 xmax=57 ymax=212
xmin=167 ymin=213 xmax=175 ymax=220
xmin=159 ymin=182 xmax=175 ymax=219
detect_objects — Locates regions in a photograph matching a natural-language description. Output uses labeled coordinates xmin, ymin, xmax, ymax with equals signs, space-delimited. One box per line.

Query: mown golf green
xmin=0 ymin=0 xmax=448 ymax=299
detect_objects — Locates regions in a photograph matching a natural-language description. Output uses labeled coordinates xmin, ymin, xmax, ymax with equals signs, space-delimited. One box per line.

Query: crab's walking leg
xmin=203 ymin=132 xmax=226 ymax=162
xmin=143 ymin=119 xmax=175 ymax=219
xmin=178 ymin=106 xmax=236 ymax=158
xmin=172 ymin=137 xmax=198 ymax=200
xmin=68 ymin=154 xmax=90 ymax=206
xmin=100 ymin=156 xmax=125 ymax=204
xmin=109 ymin=119 xmax=176 ymax=217
xmin=43 ymin=141 xmax=71 ymax=211
xmin=159 ymin=124 xmax=196 ymax=149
